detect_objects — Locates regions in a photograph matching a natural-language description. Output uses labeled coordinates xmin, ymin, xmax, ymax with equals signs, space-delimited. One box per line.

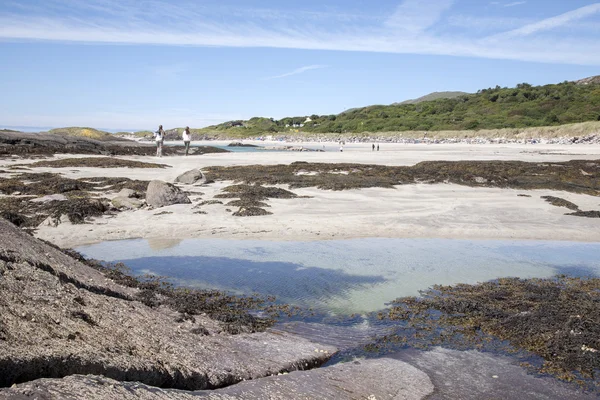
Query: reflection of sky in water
xmin=77 ymin=239 xmax=600 ymax=315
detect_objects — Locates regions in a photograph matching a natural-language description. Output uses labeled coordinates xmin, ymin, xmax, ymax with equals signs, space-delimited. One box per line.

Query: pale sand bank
xmin=2 ymin=142 xmax=597 ymax=247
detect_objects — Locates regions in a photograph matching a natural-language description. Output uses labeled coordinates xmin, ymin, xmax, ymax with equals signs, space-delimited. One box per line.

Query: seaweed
xmin=204 ymin=159 xmax=600 ymax=195
xmin=22 ymin=157 xmax=169 ymax=169
xmin=567 ymin=210 xmax=600 ymax=218
xmin=232 ymin=207 xmax=273 ymax=217
xmin=541 ymin=195 xmax=580 ymax=211
xmin=378 ymin=276 xmax=600 ymax=387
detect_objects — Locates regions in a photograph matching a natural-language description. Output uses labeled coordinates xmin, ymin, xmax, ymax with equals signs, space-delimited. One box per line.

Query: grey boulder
xmin=145 ymin=180 xmax=191 ymax=208
xmin=112 ymin=189 xmax=145 ymax=209
xmin=174 ymin=169 xmax=205 ymax=185
xmin=30 ymin=194 xmax=69 ymax=203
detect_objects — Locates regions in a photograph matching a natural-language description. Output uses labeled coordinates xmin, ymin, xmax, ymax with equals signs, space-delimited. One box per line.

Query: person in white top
xmin=182 ymin=126 xmax=191 ymax=156
xmin=154 ymin=125 xmax=164 ymax=157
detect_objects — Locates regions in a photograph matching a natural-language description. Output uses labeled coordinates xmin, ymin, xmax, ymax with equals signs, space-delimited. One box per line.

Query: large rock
xmin=145 ymin=180 xmax=191 ymax=208
xmin=0 ymin=218 xmax=335 ymax=390
xmin=111 ymin=196 xmax=144 ymax=210
xmin=174 ymin=169 xmax=205 ymax=185
xmin=0 ymin=358 xmax=434 ymax=399
xmin=111 ymin=189 xmax=144 ymax=209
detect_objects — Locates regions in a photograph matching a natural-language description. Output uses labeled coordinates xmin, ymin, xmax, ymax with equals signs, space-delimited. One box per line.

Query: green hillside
xmin=203 ymin=78 xmax=600 ymax=135
xmin=396 ymin=91 xmax=468 ymax=105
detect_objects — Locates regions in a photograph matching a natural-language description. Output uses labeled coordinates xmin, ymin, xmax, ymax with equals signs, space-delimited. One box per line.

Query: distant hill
xmin=395 ymin=91 xmax=468 ymax=105
xmin=203 ymin=77 xmax=600 ymax=135
xmin=576 ymin=75 xmax=600 ymax=85
xmin=47 ymin=127 xmax=119 ymax=141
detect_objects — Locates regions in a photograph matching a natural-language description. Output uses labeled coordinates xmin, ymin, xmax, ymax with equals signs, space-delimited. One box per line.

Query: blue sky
xmin=1 ymin=0 xmax=599 ymax=131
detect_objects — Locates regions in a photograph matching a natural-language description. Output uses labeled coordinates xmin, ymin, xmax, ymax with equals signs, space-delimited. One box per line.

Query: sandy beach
xmin=1 ymin=141 xmax=593 ymax=248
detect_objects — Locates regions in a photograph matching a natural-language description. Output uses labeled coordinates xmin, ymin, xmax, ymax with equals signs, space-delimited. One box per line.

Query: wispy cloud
xmin=490 ymin=1 xmax=526 ymax=7
xmin=490 ymin=3 xmax=600 ymax=39
xmin=1 ymin=0 xmax=600 ymax=65
xmin=385 ymin=0 xmax=454 ymax=33
xmin=264 ymin=65 xmax=328 ymax=80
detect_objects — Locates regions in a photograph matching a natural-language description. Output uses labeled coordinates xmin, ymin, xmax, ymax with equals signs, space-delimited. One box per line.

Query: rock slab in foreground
xmin=145 ymin=180 xmax=191 ymax=208
xmin=0 ymin=358 xmax=434 ymax=399
xmin=0 ymin=217 xmax=335 ymax=390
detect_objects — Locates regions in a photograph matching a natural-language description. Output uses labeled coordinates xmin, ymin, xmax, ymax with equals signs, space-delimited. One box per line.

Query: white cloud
xmin=264 ymin=65 xmax=328 ymax=80
xmin=385 ymin=0 xmax=454 ymax=33
xmin=491 ymin=1 xmax=527 ymax=7
xmin=490 ymin=3 xmax=600 ymax=39
xmin=1 ymin=1 xmax=600 ymax=65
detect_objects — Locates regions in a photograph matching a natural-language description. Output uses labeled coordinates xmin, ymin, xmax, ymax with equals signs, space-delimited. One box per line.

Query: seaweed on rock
xmin=378 ymin=276 xmax=600 ymax=388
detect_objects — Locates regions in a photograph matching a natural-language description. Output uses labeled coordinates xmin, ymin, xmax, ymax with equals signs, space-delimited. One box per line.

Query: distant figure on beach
xmin=154 ymin=125 xmax=164 ymax=157
xmin=182 ymin=126 xmax=191 ymax=156
xmin=377 ymin=144 xmax=380 ymax=151
xmin=340 ymin=144 xmax=343 ymax=152
xmin=372 ymin=144 xmax=375 ymax=151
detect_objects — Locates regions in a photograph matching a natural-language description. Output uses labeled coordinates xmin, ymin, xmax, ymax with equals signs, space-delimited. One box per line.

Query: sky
xmin=1 ymin=0 xmax=599 ymax=131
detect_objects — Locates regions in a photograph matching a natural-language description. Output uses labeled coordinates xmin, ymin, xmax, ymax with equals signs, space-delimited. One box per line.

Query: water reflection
xmin=77 ymin=238 xmax=600 ymax=315
xmin=146 ymin=238 xmax=182 ymax=251
xmin=120 ymin=255 xmax=386 ymax=310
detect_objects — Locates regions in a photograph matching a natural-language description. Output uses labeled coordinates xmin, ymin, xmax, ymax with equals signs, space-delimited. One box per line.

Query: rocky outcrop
xmin=0 ymin=358 xmax=434 ymax=399
xmin=174 ymin=169 xmax=205 ymax=185
xmin=0 ymin=218 xmax=335 ymax=390
xmin=145 ymin=180 xmax=191 ymax=208
xmin=0 ymin=131 xmax=164 ymax=157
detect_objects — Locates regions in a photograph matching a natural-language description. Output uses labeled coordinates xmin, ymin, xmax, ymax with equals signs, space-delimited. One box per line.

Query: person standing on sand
xmin=154 ymin=125 xmax=164 ymax=157
xmin=182 ymin=126 xmax=191 ymax=156
xmin=377 ymin=144 xmax=380 ymax=151
xmin=372 ymin=144 xmax=375 ymax=151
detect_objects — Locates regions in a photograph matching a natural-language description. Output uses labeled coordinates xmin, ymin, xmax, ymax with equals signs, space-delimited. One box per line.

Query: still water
xmin=77 ymin=238 xmax=600 ymax=315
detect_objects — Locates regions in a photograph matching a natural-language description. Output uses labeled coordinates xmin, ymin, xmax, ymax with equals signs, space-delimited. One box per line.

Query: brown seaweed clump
xmin=213 ymin=184 xmax=296 ymax=216
xmin=214 ymin=184 xmax=297 ymax=200
xmin=379 ymin=276 xmax=600 ymax=388
xmin=204 ymin=159 xmax=600 ymax=194
xmin=0 ymin=173 xmax=149 ymax=228
xmin=541 ymin=195 xmax=580 ymax=211
xmin=567 ymin=210 xmax=600 ymax=218
xmin=232 ymin=207 xmax=273 ymax=217
xmin=226 ymin=199 xmax=270 ymax=208
xmin=22 ymin=157 xmax=169 ymax=169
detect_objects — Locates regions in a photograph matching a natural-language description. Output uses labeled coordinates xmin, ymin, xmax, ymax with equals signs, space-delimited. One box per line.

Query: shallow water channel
xmin=77 ymin=238 xmax=600 ymax=314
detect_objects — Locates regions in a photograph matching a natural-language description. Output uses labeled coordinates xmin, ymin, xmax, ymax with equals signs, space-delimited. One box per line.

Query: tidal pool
xmin=76 ymin=238 xmax=600 ymax=316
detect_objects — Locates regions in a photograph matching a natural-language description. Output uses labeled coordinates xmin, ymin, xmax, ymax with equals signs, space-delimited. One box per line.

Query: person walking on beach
xmin=182 ymin=126 xmax=191 ymax=156
xmin=377 ymin=144 xmax=380 ymax=151
xmin=372 ymin=143 xmax=375 ymax=151
xmin=154 ymin=125 xmax=164 ymax=157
